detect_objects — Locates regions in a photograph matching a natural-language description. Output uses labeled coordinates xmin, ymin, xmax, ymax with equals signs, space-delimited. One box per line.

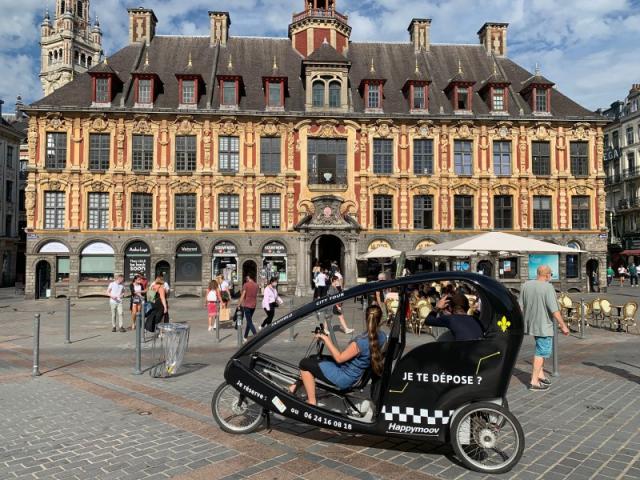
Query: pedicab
xmin=212 ymin=273 xmax=525 ymax=474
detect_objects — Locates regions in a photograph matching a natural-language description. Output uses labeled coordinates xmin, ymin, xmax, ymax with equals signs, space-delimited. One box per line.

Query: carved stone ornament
xmin=457 ymin=124 xmax=472 ymax=139
xmin=91 ymin=116 xmax=108 ymax=132
xmin=498 ymin=126 xmax=509 ymax=138
xmin=575 ymin=185 xmax=587 ymax=195
xmin=497 ymin=185 xmax=510 ymax=195
xmin=459 ymin=185 xmax=471 ymax=195
xmin=221 ymin=120 xmax=237 ymax=135
xmin=419 ymin=126 xmax=430 ymax=137
xmin=377 ymin=123 xmax=391 ymax=138
xmin=222 ymin=184 xmax=236 ymax=194
xmin=48 ymin=115 xmax=66 ymax=130
xmin=263 ymin=183 xmax=280 ymax=194
xmin=134 ymin=117 xmax=151 ymax=133
xmin=538 ymin=185 xmax=550 ymax=195
xmin=377 ymin=186 xmax=389 ymax=195
xmin=174 ymin=183 xmax=194 ymax=194
xmin=263 ymin=122 xmax=278 ymax=136
xmin=536 ymin=125 xmax=548 ymax=139
xmin=176 ymin=117 xmax=193 ymax=134
xmin=91 ymin=181 xmax=106 ymax=191
xmin=48 ymin=180 xmax=61 ymax=191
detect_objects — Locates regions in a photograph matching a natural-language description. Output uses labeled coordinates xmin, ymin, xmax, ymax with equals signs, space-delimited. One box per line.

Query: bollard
xmin=288 ymin=297 xmax=295 ymax=342
xmin=133 ymin=301 xmax=143 ymax=375
xmin=579 ymin=297 xmax=586 ymax=339
xmin=32 ymin=314 xmax=41 ymax=377
xmin=236 ymin=306 xmax=243 ymax=347
xmin=64 ymin=297 xmax=71 ymax=344
xmin=551 ymin=320 xmax=559 ymax=377
xmin=216 ymin=301 xmax=220 ymax=343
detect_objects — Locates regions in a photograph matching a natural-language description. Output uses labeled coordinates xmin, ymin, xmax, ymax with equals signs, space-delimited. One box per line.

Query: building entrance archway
xmin=310 ymin=235 xmax=345 ymax=275
xmin=155 ymin=261 xmax=170 ymax=282
xmin=242 ymin=260 xmax=257 ymax=284
xmin=35 ymin=261 xmax=51 ymax=300
xmin=586 ymin=258 xmax=600 ymax=293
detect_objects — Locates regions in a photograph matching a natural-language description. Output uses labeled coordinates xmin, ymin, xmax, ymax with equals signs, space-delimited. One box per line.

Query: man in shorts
xmin=520 ymin=265 xmax=569 ymax=391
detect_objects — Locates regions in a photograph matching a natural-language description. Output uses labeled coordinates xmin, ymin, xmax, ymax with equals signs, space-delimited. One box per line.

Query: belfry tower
xmin=40 ymin=0 xmax=103 ymax=95
xmin=289 ymin=0 xmax=351 ymax=57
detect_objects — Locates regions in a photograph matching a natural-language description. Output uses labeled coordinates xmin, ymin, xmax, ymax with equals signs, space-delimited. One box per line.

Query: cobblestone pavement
xmin=0 ymin=286 xmax=639 ymax=480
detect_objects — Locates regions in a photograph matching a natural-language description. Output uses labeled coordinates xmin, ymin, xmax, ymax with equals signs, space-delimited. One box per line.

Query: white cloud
xmin=1 ymin=0 xmax=639 ymax=109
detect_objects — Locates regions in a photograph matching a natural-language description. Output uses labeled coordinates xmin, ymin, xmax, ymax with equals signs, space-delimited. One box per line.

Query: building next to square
xmin=601 ymin=84 xmax=640 ymax=266
xmin=24 ymin=0 xmax=608 ymax=299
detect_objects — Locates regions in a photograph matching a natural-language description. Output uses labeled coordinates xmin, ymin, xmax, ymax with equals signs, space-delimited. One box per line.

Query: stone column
xmin=344 ymin=236 xmax=358 ymax=288
xmin=295 ymin=235 xmax=309 ymax=297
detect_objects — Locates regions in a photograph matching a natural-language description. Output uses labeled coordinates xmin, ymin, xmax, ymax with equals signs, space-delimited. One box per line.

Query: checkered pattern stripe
xmin=381 ymin=406 xmax=454 ymax=425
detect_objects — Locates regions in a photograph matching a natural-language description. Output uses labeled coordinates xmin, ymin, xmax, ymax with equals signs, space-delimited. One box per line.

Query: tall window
xmin=88 ymin=192 xmax=109 ymax=230
xmin=612 ymin=131 xmax=619 ymax=148
xmin=219 ymin=194 xmax=239 ymax=230
xmin=413 ymin=85 xmax=426 ymax=110
xmin=222 ymin=81 xmax=237 ymax=106
xmin=96 ymin=78 xmax=109 ymax=103
xmin=182 ymin=80 xmax=196 ymax=104
xmin=532 ymin=141 xmax=551 ymax=176
xmin=571 ymin=196 xmax=590 ymax=230
xmin=535 ymin=88 xmax=547 ymax=112
xmin=454 ymin=140 xmax=473 ymax=176
xmin=373 ymin=195 xmax=393 ymax=229
xmin=329 ymin=81 xmax=341 ymax=108
xmin=492 ymin=87 xmax=505 ymax=111
xmin=132 ymin=135 xmax=153 ymax=172
xmin=5 ymin=181 xmax=12 ymax=202
xmin=44 ymin=192 xmax=65 ymax=229
xmin=456 ymin=87 xmax=469 ymax=110
xmin=7 ymin=146 xmax=14 ymax=168
xmin=308 ymin=138 xmax=347 ymax=185
xmin=175 ymin=135 xmax=196 ymax=172
xmin=570 ymin=141 xmax=589 ymax=177
xmin=260 ymin=137 xmax=280 ymax=174
xmin=628 ymin=152 xmax=636 ymax=175
xmin=414 ymin=139 xmax=434 ymax=175
xmin=131 ymin=193 xmax=152 ymax=229
xmin=175 ymin=194 xmax=196 ymax=229
xmin=493 ymin=141 xmax=511 ymax=176
xmin=454 ymin=195 xmax=474 ymax=229
xmin=46 ymin=132 xmax=67 ymax=169
xmin=627 ymin=126 xmax=634 ymax=146
xmin=137 ymin=79 xmax=152 ymax=104
xmin=373 ymin=139 xmax=393 ymax=174
xmin=368 ymin=84 xmax=381 ymax=109
xmin=413 ymin=195 xmax=433 ymax=229
xmin=89 ymin=133 xmax=110 ymax=170
xmin=312 ymin=81 xmax=325 ymax=107
xmin=494 ymin=195 xmax=513 ymax=229
xmin=566 ymin=241 xmax=580 ymax=279
xmin=268 ymin=82 xmax=282 ymax=107
xmin=219 ymin=136 xmax=239 ymax=173
xmin=260 ymin=194 xmax=280 ymax=230
xmin=533 ymin=196 xmax=552 ymax=229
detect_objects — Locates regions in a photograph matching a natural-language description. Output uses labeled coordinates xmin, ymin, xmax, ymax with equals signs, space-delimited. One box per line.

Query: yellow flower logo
xmin=498 ymin=316 xmax=511 ymax=332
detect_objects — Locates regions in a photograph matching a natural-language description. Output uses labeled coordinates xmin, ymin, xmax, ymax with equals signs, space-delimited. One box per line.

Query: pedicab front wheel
xmin=450 ymin=401 xmax=524 ymax=474
xmin=211 ymin=382 xmax=264 ymax=434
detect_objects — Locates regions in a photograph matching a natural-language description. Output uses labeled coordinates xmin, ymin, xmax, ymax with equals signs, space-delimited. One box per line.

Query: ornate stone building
xmin=40 ymin=0 xmax=103 ymax=96
xmin=24 ymin=1 xmax=607 ymax=298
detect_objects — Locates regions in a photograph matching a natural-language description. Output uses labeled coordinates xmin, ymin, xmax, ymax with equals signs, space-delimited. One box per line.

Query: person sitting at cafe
xmin=424 ymin=293 xmax=484 ymax=341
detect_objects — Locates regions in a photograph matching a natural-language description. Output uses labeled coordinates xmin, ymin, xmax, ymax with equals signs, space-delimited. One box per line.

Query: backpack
xmin=147 ymin=286 xmax=158 ymax=303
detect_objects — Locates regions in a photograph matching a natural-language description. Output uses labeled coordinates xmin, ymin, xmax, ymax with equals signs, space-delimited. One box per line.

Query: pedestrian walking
xmin=312 ymin=261 xmax=321 ymax=298
xmin=107 ymin=275 xmax=126 ymax=332
xmin=606 ymin=265 xmax=614 ymax=286
xmin=590 ymin=270 xmax=600 ymax=293
xmin=629 ymin=262 xmax=638 ymax=287
xmin=129 ymin=274 xmax=146 ymax=330
xmin=238 ymin=274 xmax=259 ymax=342
xmin=618 ymin=265 xmax=628 ymax=287
xmin=315 ymin=269 xmax=328 ymax=298
xmin=145 ymin=275 xmax=169 ymax=332
xmin=327 ymin=276 xmax=354 ymax=334
xmin=206 ymin=279 xmax=220 ymax=332
xmin=218 ymin=275 xmax=231 ymax=322
xmin=520 ymin=265 xmax=569 ymax=391
xmin=261 ymin=277 xmax=283 ymax=329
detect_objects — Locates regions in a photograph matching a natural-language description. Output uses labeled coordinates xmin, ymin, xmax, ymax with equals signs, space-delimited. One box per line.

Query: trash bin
xmin=150 ymin=322 xmax=190 ymax=378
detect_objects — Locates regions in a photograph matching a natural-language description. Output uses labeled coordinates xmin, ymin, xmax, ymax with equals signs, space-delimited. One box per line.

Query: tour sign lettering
xmin=401 ymin=371 xmax=483 ymax=385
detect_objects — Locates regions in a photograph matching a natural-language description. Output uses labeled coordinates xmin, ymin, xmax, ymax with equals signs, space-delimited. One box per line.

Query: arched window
xmin=74 ymin=50 xmax=79 ymax=64
xmin=61 ymin=1 xmax=66 ymax=15
xmin=87 ymin=56 xmax=92 ymax=67
xmin=80 ymin=242 xmax=115 ymax=282
xmin=53 ymin=50 xmax=58 ymax=62
xmin=80 ymin=53 xmax=86 ymax=67
xmin=312 ymin=81 xmax=325 ymax=107
xmin=77 ymin=1 xmax=83 ymax=18
xmin=329 ymin=81 xmax=341 ymax=107
xmin=48 ymin=52 xmax=53 ymax=65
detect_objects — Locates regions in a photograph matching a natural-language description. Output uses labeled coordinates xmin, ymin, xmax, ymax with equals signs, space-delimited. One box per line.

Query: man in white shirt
xmin=107 ymin=275 xmax=126 ymax=332
xmin=315 ymin=270 xmax=328 ymax=297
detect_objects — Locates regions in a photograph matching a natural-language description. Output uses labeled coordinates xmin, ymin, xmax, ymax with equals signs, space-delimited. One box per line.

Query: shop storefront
xmin=124 ymin=241 xmax=151 ymax=280
xmin=212 ymin=241 xmax=238 ymax=289
xmin=175 ymin=241 xmax=202 ymax=284
xmin=262 ymin=241 xmax=287 ymax=284
xmin=80 ymin=242 xmax=115 ymax=283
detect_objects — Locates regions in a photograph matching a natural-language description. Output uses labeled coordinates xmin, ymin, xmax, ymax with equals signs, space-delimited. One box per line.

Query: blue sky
xmin=1 ymin=0 xmax=640 ymax=111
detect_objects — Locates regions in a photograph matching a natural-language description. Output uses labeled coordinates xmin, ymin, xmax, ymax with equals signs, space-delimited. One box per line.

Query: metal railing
xmin=618 ymin=198 xmax=640 ymax=210
xmin=623 ymin=167 xmax=640 ymax=179
xmin=292 ymin=8 xmax=348 ymax=23
xmin=308 ymin=169 xmax=348 ymax=187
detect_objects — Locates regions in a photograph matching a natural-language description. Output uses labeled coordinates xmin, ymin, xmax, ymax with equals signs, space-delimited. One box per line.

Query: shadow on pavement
xmin=41 ymin=359 xmax=84 ymax=375
xmin=583 ymin=361 xmax=640 ymax=385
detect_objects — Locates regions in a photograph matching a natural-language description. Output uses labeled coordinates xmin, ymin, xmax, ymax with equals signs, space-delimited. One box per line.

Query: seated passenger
xmin=290 ymin=305 xmax=387 ymax=406
xmin=424 ymin=293 xmax=484 ymax=341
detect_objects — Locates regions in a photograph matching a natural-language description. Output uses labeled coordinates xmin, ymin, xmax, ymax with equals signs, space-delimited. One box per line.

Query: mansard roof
xmin=30 ymin=34 xmax=599 ymax=120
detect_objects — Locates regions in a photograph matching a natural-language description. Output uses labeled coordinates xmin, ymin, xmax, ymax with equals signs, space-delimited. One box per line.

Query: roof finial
xmin=458 ymin=58 xmax=463 ymax=75
xmin=415 ymin=56 xmax=420 ymax=75
xmin=228 ymin=54 xmax=233 ymax=70
xmin=144 ymin=50 xmax=149 ymax=67
xmin=272 ymin=55 xmax=278 ymax=71
xmin=370 ymin=57 xmax=376 ymax=74
xmin=187 ymin=52 xmax=192 ymax=68
xmin=103 ymin=57 xmax=108 ymax=65
xmin=493 ymin=60 xmax=498 ymax=76
xmin=535 ymin=62 xmax=540 ymax=75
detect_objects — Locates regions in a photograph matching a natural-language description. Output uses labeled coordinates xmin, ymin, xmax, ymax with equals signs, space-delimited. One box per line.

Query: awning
xmin=358 ymin=246 xmax=402 ymax=260
xmin=621 ymin=250 xmax=640 ymax=256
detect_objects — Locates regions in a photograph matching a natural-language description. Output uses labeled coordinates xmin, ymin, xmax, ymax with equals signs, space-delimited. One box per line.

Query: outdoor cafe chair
xmin=590 ymin=298 xmax=602 ymax=326
xmin=599 ymin=299 xmax=614 ymax=330
xmin=620 ymin=301 xmax=638 ymax=334
xmin=569 ymin=301 xmax=590 ymax=334
xmin=558 ymin=293 xmax=574 ymax=320
xmin=413 ymin=300 xmax=432 ymax=336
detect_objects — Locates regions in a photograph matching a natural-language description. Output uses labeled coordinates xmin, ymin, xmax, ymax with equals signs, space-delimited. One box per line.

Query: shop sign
xmin=605 ymin=147 xmax=621 ymax=162
xmin=125 ymin=241 xmax=150 ymax=256
xmin=415 ymin=239 xmax=436 ymax=251
xmin=214 ymin=241 xmax=237 ymax=256
xmin=177 ymin=241 xmax=201 ymax=255
xmin=263 ymin=241 xmax=286 ymax=256
xmin=368 ymin=239 xmax=391 ymax=251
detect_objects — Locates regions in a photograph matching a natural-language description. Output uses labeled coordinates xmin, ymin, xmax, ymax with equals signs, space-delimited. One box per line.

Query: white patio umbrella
xmin=357 ymin=246 xmax=402 ymax=260
xmin=414 ymin=232 xmax=586 ymax=256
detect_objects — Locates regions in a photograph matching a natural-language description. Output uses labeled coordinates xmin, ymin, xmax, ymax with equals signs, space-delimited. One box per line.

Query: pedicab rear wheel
xmin=450 ymin=402 xmax=524 ymax=474
xmin=211 ymin=382 xmax=264 ymax=434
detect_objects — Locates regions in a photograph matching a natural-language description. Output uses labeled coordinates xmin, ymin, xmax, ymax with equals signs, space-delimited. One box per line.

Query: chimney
xmin=209 ymin=11 xmax=231 ymax=46
xmin=15 ymin=96 xmax=24 ymax=120
xmin=478 ymin=22 xmax=508 ymax=56
xmin=408 ymin=18 xmax=431 ymax=53
xmin=128 ymin=8 xmax=158 ymax=44
xmin=631 ymin=83 xmax=640 ymax=93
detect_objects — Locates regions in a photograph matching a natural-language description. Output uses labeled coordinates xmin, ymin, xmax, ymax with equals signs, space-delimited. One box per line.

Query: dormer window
xmin=368 ymin=84 xmax=381 ymax=109
xmin=413 ymin=84 xmax=426 ymax=110
xmin=181 ymin=80 xmax=196 ymax=104
xmin=138 ymin=79 xmax=152 ymax=104
xmin=89 ymin=59 xmax=119 ymax=106
xmin=175 ymin=54 xmax=203 ymax=108
xmin=217 ymin=75 xmax=242 ymax=109
xmin=479 ymin=65 xmax=510 ymax=114
xmin=535 ymin=88 xmax=548 ymax=112
xmin=268 ymin=82 xmax=281 ymax=106
xmin=360 ymin=79 xmax=386 ymax=112
xmin=312 ymin=81 xmax=324 ymax=107
xmin=329 ymin=81 xmax=341 ymax=108
xmin=95 ymin=77 xmax=110 ymax=104
xmin=520 ymin=68 xmax=554 ymax=114
xmin=262 ymin=75 xmax=287 ymax=110
xmin=444 ymin=62 xmax=475 ymax=113
xmin=493 ymin=88 xmax=505 ymax=111
xmin=456 ymin=87 xmax=469 ymax=110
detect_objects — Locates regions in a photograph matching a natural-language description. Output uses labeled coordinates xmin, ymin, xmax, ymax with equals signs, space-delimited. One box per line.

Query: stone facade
xmin=24 ymin=2 xmax=608 ymax=299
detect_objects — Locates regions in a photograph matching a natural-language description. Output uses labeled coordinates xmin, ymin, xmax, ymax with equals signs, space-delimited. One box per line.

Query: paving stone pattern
xmin=0 ymin=286 xmax=639 ymax=479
